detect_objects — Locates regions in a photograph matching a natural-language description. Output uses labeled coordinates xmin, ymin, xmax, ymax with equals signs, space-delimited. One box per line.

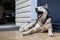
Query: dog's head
xmin=35 ymin=4 xmax=48 ymax=18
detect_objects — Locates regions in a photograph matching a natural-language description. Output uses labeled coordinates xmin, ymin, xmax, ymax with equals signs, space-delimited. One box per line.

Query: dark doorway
xmin=0 ymin=0 xmax=15 ymax=25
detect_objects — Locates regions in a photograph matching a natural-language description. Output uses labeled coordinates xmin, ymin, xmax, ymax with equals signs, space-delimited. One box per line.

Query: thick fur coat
xmin=19 ymin=4 xmax=54 ymax=37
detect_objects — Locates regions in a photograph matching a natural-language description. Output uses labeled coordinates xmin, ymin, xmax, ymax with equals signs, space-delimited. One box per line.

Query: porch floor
xmin=0 ymin=31 xmax=60 ymax=40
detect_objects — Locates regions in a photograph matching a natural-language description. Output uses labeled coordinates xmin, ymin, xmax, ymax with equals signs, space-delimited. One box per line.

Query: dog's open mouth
xmin=37 ymin=11 xmax=43 ymax=18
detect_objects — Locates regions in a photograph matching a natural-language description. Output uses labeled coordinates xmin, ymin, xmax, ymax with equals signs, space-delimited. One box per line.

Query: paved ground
xmin=0 ymin=31 xmax=60 ymax=40
xmin=0 ymin=31 xmax=17 ymax=40
xmin=17 ymin=32 xmax=60 ymax=40
xmin=0 ymin=24 xmax=60 ymax=40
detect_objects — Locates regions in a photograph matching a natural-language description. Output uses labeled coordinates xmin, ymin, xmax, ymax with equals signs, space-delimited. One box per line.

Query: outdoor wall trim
xmin=30 ymin=0 xmax=37 ymax=21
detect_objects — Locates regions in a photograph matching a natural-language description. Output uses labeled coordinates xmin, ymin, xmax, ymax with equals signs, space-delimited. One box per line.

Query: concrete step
xmin=0 ymin=27 xmax=19 ymax=31
xmin=0 ymin=24 xmax=19 ymax=31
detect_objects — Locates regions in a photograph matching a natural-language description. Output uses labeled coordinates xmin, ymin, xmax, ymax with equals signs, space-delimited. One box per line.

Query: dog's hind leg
xmin=45 ymin=18 xmax=54 ymax=37
xmin=48 ymin=24 xmax=54 ymax=37
xmin=48 ymin=28 xmax=54 ymax=37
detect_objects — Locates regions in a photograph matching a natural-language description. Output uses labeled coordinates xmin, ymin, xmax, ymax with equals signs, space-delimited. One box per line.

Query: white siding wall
xmin=15 ymin=0 xmax=31 ymax=26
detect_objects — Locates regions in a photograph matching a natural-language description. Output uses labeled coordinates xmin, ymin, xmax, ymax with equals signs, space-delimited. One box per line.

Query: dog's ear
xmin=35 ymin=8 xmax=38 ymax=12
xmin=43 ymin=4 xmax=48 ymax=9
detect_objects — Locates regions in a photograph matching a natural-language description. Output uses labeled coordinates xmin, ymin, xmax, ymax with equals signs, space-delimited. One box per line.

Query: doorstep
xmin=0 ymin=24 xmax=19 ymax=31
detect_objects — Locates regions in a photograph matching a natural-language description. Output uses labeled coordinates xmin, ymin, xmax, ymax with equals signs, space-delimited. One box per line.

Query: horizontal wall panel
xmin=16 ymin=11 xmax=30 ymax=14
xmin=16 ymin=0 xmax=31 ymax=27
xmin=16 ymin=1 xmax=30 ymax=9
xmin=16 ymin=6 xmax=30 ymax=13
xmin=16 ymin=22 xmax=30 ymax=26
xmin=16 ymin=23 xmax=25 ymax=26
xmin=16 ymin=12 xmax=30 ymax=18
xmin=16 ymin=18 xmax=31 ymax=22
xmin=16 ymin=0 xmax=29 ymax=5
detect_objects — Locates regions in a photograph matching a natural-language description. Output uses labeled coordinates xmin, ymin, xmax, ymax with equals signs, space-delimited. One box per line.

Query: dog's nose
xmin=35 ymin=8 xmax=38 ymax=12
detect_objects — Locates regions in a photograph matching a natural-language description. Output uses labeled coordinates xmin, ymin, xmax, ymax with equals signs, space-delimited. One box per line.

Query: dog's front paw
xmin=19 ymin=27 xmax=29 ymax=32
xmin=22 ymin=32 xmax=29 ymax=36
xmin=48 ymin=32 xmax=54 ymax=37
xmin=19 ymin=29 xmax=24 ymax=32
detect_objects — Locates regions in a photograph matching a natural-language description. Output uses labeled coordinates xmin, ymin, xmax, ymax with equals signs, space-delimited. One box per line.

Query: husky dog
xmin=19 ymin=4 xmax=54 ymax=37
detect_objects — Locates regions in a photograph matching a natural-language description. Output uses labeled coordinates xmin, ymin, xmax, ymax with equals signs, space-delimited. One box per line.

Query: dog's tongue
xmin=39 ymin=14 xmax=43 ymax=18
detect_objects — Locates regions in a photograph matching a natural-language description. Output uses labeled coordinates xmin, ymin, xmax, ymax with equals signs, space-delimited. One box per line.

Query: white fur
xmin=19 ymin=5 xmax=54 ymax=37
xmin=19 ymin=21 xmax=36 ymax=32
xmin=45 ymin=18 xmax=54 ymax=37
